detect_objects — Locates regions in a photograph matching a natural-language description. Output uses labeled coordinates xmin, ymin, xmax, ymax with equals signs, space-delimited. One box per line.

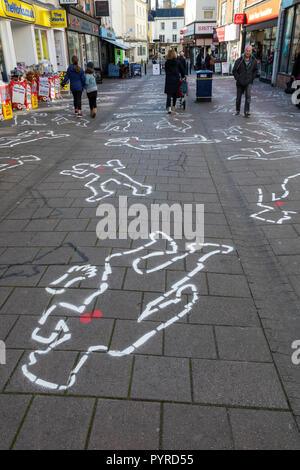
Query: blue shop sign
xmin=99 ymin=27 xmax=116 ymax=40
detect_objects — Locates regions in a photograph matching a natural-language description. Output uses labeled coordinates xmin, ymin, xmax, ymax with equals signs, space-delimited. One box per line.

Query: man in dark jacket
xmin=232 ymin=45 xmax=258 ymax=117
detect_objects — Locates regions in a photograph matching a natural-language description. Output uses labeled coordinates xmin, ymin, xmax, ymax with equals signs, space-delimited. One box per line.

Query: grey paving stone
xmin=0 ymin=265 xmax=47 ymax=287
xmin=162 ymin=404 xmax=232 ymax=450
xmin=13 ymin=396 xmax=95 ymax=450
xmin=192 ymin=359 xmax=288 ymax=408
xmin=110 ymin=319 xmax=163 ymax=356
xmin=262 ymin=225 xmax=298 ymax=239
xmin=50 ymin=208 xmax=81 ymax=219
xmin=207 ymin=273 xmax=251 ymax=297
xmin=0 ymin=315 xmax=18 ymax=340
xmin=166 ymin=270 xmax=208 ymax=295
xmin=24 ymin=219 xmax=59 ymax=232
xmin=6 ymin=350 xmax=78 ymax=394
xmin=0 ymin=220 xmax=28 ymax=231
xmin=0 ymin=394 xmax=31 ymax=450
xmin=215 ymin=326 xmax=272 ymax=362
xmin=88 ymin=399 xmax=160 ymax=450
xmin=94 ymin=290 xmax=142 ymax=320
xmin=0 ymin=248 xmax=40 ymax=265
xmin=64 ymin=232 xmax=99 ymax=247
xmin=278 ymin=255 xmax=300 ymax=275
xmin=229 ymin=409 xmax=300 ymax=450
xmin=164 ymin=323 xmax=217 ymax=359
xmin=0 ymin=287 xmax=13 ymax=308
xmin=289 ymin=276 xmax=300 ymax=296
xmin=131 ymin=355 xmax=191 ymax=402
xmin=270 ymin=238 xmax=300 ymax=255
xmin=0 ymin=287 xmax=50 ymax=315
xmin=187 ymin=252 xmax=243 ymax=274
xmin=55 ymin=218 xmax=89 ymax=232
xmin=67 ymin=353 xmax=132 ymax=397
xmin=58 ymin=317 xmax=114 ymax=352
xmin=0 ymin=349 xmax=23 ymax=391
xmin=124 ymin=268 xmax=166 ymax=292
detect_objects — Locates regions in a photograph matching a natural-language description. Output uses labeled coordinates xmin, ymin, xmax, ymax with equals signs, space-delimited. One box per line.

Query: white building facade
xmin=149 ymin=7 xmax=185 ymax=58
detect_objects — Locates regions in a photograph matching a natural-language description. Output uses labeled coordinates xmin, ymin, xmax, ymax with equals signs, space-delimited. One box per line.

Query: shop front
xmin=0 ymin=0 xmax=68 ymax=80
xmin=244 ymin=0 xmax=280 ymax=82
xmin=99 ymin=26 xmax=131 ymax=75
xmin=67 ymin=7 xmax=100 ymax=69
xmin=277 ymin=0 xmax=300 ymax=87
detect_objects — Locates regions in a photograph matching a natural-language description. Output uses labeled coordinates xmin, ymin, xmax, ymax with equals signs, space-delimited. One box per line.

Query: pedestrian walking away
xmin=232 ymin=45 xmax=258 ymax=118
xmin=164 ymin=49 xmax=185 ymax=114
xmin=85 ymin=61 xmax=98 ymax=118
xmin=61 ymin=56 xmax=85 ymax=117
xmin=178 ymin=51 xmax=187 ymax=74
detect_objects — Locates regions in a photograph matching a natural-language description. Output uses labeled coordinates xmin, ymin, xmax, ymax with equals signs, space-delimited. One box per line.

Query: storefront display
xmin=279 ymin=2 xmax=300 ymax=76
xmin=244 ymin=0 xmax=280 ymax=82
xmin=67 ymin=9 xmax=100 ymax=69
xmin=0 ymin=81 xmax=13 ymax=120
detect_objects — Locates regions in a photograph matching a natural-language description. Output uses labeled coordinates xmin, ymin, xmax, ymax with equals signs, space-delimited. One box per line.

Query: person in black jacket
xmin=232 ymin=45 xmax=258 ymax=117
xmin=178 ymin=51 xmax=187 ymax=73
xmin=165 ymin=49 xmax=185 ymax=114
xmin=291 ymin=49 xmax=300 ymax=80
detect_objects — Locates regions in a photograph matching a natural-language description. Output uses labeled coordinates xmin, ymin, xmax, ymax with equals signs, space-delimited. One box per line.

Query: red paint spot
xmin=274 ymin=201 xmax=283 ymax=206
xmin=92 ymin=309 xmax=103 ymax=319
xmin=8 ymin=161 xmax=17 ymax=164
xmin=130 ymin=139 xmax=137 ymax=142
xmin=97 ymin=167 xmax=106 ymax=170
xmin=80 ymin=313 xmax=91 ymax=324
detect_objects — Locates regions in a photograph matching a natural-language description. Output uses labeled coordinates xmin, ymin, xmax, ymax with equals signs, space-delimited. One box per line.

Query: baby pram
xmin=177 ymin=77 xmax=188 ymax=110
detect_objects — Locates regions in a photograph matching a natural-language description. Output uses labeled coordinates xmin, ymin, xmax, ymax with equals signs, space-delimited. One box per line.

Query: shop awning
xmin=103 ymin=38 xmax=131 ymax=51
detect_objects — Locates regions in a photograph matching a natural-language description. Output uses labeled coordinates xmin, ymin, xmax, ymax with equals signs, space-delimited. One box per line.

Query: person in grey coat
xmin=232 ymin=45 xmax=258 ymax=117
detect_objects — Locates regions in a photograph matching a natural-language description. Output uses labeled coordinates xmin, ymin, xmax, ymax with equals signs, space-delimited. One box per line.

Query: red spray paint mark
xmin=274 ymin=201 xmax=284 ymax=207
xmin=130 ymin=139 xmax=137 ymax=142
xmin=80 ymin=309 xmax=103 ymax=323
xmin=8 ymin=161 xmax=17 ymax=164
xmin=97 ymin=167 xmax=106 ymax=170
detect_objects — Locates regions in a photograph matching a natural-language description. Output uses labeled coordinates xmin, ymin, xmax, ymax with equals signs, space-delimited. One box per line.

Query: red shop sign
xmin=215 ymin=27 xmax=225 ymax=42
xmin=234 ymin=13 xmax=246 ymax=25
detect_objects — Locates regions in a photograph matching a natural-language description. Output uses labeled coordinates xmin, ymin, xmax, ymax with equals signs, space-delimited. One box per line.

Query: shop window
xmin=67 ymin=31 xmax=81 ymax=65
xmin=289 ymin=4 xmax=300 ymax=74
xmin=159 ymin=35 xmax=165 ymax=42
xmin=173 ymin=34 xmax=177 ymax=43
xmin=35 ymin=29 xmax=49 ymax=62
xmin=86 ymin=34 xmax=100 ymax=68
xmin=279 ymin=7 xmax=295 ymax=74
xmin=173 ymin=22 xmax=177 ymax=29
xmin=233 ymin=0 xmax=239 ymax=22
xmin=161 ymin=22 xmax=165 ymax=31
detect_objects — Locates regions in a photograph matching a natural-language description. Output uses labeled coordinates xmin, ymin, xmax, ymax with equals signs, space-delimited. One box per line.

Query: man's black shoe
xmin=235 ymin=111 xmax=240 ymax=115
xmin=244 ymin=112 xmax=250 ymax=118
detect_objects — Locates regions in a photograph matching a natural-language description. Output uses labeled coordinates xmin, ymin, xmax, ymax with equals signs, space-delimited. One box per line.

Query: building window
xmin=233 ymin=0 xmax=239 ymax=21
xmin=159 ymin=34 xmax=165 ymax=42
xmin=279 ymin=4 xmax=300 ymax=74
xmin=204 ymin=10 xmax=213 ymax=19
xmin=221 ymin=2 xmax=227 ymax=25
xmin=173 ymin=21 xmax=177 ymax=29
xmin=172 ymin=34 xmax=177 ymax=42
xmin=161 ymin=22 xmax=165 ymax=30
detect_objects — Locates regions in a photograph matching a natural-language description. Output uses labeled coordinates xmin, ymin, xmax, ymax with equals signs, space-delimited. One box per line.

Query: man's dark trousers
xmin=236 ymin=84 xmax=252 ymax=113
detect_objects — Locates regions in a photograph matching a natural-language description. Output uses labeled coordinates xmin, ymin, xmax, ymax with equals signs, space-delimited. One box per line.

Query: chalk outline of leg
xmin=105 ymin=135 xmax=220 ymax=151
xmin=94 ymin=118 xmax=143 ymax=133
xmin=60 ymin=159 xmax=152 ymax=202
xmin=0 ymin=130 xmax=70 ymax=148
xmin=0 ymin=155 xmax=40 ymax=172
xmin=156 ymin=117 xmax=194 ymax=133
xmin=22 ymin=232 xmax=234 ymax=391
xmin=227 ymin=146 xmax=300 ymax=161
xmin=250 ymin=172 xmax=300 ymax=224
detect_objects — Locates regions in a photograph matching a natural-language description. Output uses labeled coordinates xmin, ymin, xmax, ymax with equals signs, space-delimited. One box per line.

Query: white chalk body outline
xmin=60 ymin=159 xmax=152 ymax=202
xmin=105 ymin=135 xmax=220 ymax=150
xmin=0 ymin=155 xmax=41 ymax=172
xmin=22 ymin=232 xmax=234 ymax=391
xmin=250 ymin=172 xmax=300 ymax=224
xmin=0 ymin=130 xmax=70 ymax=148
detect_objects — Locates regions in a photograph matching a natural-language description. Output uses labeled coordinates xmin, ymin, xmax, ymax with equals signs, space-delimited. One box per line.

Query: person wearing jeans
xmin=232 ymin=45 xmax=258 ymax=118
xmin=61 ymin=56 xmax=85 ymax=117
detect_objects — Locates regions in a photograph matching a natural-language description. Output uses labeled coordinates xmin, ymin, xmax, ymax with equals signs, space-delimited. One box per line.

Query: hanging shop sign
xmin=99 ymin=26 xmax=116 ymax=40
xmin=245 ymin=0 xmax=280 ymax=25
xmin=68 ymin=13 xmax=99 ymax=36
xmin=215 ymin=26 xmax=225 ymax=42
xmin=0 ymin=0 xmax=35 ymax=23
xmin=225 ymin=24 xmax=240 ymax=41
xmin=50 ymin=10 xmax=67 ymax=28
xmin=195 ymin=23 xmax=216 ymax=35
xmin=95 ymin=1 xmax=109 ymax=17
